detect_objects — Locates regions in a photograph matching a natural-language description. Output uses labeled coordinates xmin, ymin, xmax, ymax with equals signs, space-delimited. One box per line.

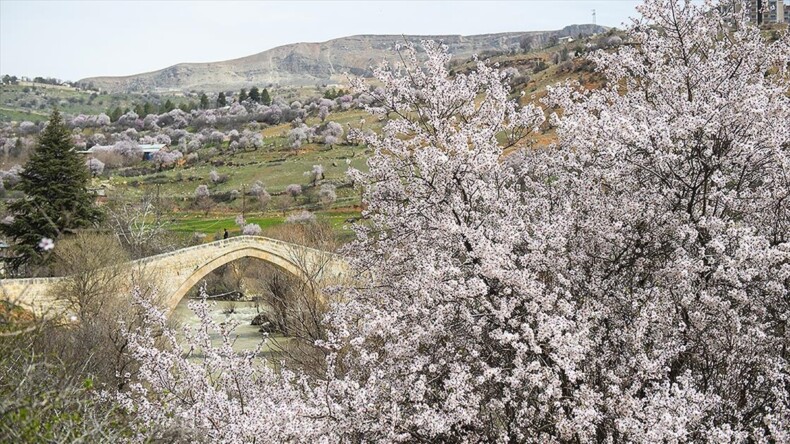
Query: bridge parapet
xmin=0 ymin=235 xmax=348 ymax=318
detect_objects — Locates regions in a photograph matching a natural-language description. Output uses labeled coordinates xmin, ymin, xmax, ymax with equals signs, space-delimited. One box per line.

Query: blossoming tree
xmin=325 ymin=1 xmax=789 ymax=440
xmin=120 ymin=1 xmax=788 ymax=441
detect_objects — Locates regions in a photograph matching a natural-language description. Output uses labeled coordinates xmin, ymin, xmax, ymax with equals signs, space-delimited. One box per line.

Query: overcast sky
xmin=0 ymin=1 xmax=644 ymax=82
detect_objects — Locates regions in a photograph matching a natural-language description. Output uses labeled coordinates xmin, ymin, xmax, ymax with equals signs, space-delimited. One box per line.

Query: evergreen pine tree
xmin=159 ymin=99 xmax=175 ymax=114
xmin=199 ymin=92 xmax=209 ymax=109
xmin=260 ymin=88 xmax=272 ymax=106
xmin=239 ymin=88 xmax=248 ymax=103
xmin=109 ymin=106 xmax=123 ymax=122
xmin=248 ymin=86 xmax=260 ymax=103
xmin=0 ymin=109 xmax=103 ymax=271
xmin=217 ymin=92 xmax=227 ymax=107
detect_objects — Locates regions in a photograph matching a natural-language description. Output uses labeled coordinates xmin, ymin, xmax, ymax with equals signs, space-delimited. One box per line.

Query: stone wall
xmin=0 ymin=236 xmax=348 ymax=318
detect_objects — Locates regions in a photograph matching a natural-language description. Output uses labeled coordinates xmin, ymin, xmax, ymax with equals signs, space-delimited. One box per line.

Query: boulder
xmin=251 ymin=312 xmax=278 ymax=333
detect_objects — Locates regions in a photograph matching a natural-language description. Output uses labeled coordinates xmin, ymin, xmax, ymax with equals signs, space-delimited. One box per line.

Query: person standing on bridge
xmin=223 ymin=228 xmax=229 ymax=239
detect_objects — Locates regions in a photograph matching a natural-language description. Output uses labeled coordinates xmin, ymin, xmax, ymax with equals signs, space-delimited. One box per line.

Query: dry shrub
xmin=256 ymin=220 xmax=341 ymax=375
xmin=92 ymin=150 xmax=127 ymax=169
xmin=47 ymin=232 xmax=167 ymax=389
xmin=0 ymin=233 xmax=171 ymax=440
xmin=0 ymin=322 xmax=134 ymax=441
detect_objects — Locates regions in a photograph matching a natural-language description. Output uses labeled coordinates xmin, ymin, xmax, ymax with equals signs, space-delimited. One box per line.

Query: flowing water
xmin=172 ymin=297 xmax=293 ymax=358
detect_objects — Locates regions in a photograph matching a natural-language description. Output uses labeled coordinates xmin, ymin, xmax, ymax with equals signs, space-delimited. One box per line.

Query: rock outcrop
xmin=79 ymin=25 xmax=607 ymax=93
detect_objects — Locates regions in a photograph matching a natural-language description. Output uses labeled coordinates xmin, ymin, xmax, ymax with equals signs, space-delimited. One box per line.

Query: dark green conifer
xmin=260 ymin=88 xmax=272 ymax=106
xmin=248 ymin=86 xmax=260 ymax=103
xmin=159 ymin=99 xmax=175 ymax=113
xmin=109 ymin=106 xmax=123 ymax=122
xmin=0 ymin=109 xmax=103 ymax=271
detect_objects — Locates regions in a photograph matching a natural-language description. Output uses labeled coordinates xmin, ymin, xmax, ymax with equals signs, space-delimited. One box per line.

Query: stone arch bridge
xmin=0 ymin=236 xmax=349 ymax=318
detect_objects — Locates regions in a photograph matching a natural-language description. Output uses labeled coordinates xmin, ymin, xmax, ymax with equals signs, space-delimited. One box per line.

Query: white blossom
xmin=116 ymin=2 xmax=790 ymax=441
xmin=38 ymin=238 xmax=54 ymax=251
xmin=241 ymin=223 xmax=262 ymax=235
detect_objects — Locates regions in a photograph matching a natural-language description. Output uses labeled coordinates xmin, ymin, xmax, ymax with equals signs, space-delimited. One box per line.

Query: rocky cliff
xmin=79 ymin=25 xmax=606 ymax=93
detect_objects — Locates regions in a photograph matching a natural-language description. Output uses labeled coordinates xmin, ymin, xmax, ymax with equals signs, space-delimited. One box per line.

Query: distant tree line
xmin=1 ymin=75 xmax=19 ymax=85
xmin=1 ymin=74 xmax=99 ymax=91
xmin=106 ymin=87 xmax=274 ymax=123
xmin=238 ymin=86 xmax=272 ymax=105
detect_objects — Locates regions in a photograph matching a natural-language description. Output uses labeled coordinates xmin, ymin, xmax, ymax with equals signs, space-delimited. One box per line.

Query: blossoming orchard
xmin=1 ymin=0 xmax=788 ymax=442
xmin=108 ymin=1 xmax=790 ymax=441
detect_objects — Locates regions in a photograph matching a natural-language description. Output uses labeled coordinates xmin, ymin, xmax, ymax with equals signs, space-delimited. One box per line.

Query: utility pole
xmin=155 ymin=183 xmax=161 ymax=222
xmin=241 ymin=183 xmax=246 ymax=221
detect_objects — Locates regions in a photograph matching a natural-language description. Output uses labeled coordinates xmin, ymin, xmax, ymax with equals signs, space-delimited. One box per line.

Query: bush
xmin=212 ymin=190 xmax=238 ymax=203
xmin=209 ymin=169 xmax=228 ymax=184
xmin=116 ymin=166 xmax=158 ymax=177
xmin=85 ymin=157 xmax=104 ymax=176
xmin=318 ymin=184 xmax=336 ymax=207
xmin=0 ymin=235 xmax=169 ymax=440
xmin=532 ymin=60 xmax=548 ymax=73
xmin=194 ymin=184 xmax=210 ymax=198
xmin=285 ymin=183 xmax=302 ymax=197
xmin=285 ymin=210 xmax=315 ymax=224
xmin=0 ymin=328 xmax=134 ymax=441
xmin=242 ymin=223 xmax=262 ymax=235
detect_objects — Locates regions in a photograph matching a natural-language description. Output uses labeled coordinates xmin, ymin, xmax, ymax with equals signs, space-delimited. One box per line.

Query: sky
xmin=0 ymin=0 xmax=644 ymax=82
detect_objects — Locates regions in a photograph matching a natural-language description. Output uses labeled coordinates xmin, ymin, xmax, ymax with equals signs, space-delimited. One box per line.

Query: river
xmin=172 ymin=297 xmax=293 ymax=358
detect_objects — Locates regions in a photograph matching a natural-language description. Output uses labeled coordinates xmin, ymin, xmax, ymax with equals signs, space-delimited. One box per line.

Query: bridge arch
xmin=165 ymin=245 xmax=310 ymax=312
xmin=0 ymin=236 xmax=347 ymax=318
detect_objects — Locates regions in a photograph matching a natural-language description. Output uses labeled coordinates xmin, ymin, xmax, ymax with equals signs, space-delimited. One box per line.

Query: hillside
xmin=0 ymin=28 xmax=626 ymax=243
xmin=79 ymin=25 xmax=606 ymax=93
xmin=0 ymin=82 xmax=193 ymax=123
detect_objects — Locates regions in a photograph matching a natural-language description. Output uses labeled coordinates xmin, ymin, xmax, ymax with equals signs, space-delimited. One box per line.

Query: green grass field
xmin=167 ymin=209 xmax=360 ymax=246
xmin=170 ymin=210 xmax=359 ymax=233
xmin=0 ymin=106 xmax=48 ymax=122
xmin=2 ymin=38 xmax=609 ymax=246
xmin=0 ymin=83 xmax=194 ymax=122
xmin=105 ymin=111 xmax=377 ymax=207
xmin=107 ymin=143 xmax=368 ymax=206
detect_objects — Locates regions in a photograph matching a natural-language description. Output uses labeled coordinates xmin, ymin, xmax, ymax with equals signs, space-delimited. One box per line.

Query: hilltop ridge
xmin=79 ymin=24 xmax=606 ymax=93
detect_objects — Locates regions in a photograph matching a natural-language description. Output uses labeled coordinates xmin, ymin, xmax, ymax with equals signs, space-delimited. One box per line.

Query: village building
xmin=725 ymin=0 xmax=790 ymax=24
xmin=140 ymin=144 xmax=166 ymax=160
